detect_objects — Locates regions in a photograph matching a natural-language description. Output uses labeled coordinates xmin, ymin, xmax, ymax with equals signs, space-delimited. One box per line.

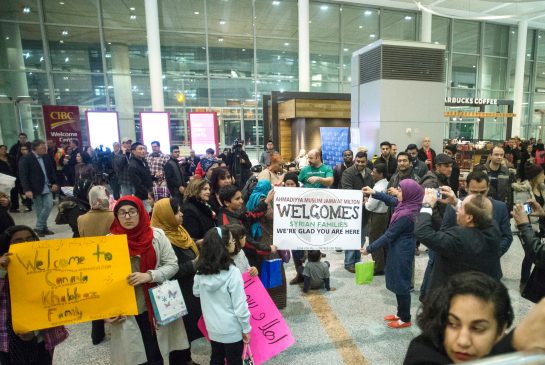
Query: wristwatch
xmin=422 ymin=203 xmax=432 ymax=209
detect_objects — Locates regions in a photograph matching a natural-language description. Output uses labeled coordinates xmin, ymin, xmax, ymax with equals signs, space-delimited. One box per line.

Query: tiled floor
xmin=9 ymin=208 xmax=534 ymax=365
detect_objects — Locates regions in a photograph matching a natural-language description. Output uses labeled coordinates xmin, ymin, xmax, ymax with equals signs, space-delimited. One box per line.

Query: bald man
xmin=298 ymin=149 xmax=334 ymax=188
xmin=415 ymin=189 xmax=502 ymax=299
xmin=417 ymin=137 xmax=436 ymax=171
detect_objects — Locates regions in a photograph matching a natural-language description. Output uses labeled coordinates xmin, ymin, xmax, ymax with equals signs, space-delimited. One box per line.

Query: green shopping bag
xmin=355 ymin=260 xmax=374 ymax=285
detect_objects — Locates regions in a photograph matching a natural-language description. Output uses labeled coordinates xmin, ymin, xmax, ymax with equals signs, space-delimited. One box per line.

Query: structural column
xmin=111 ymin=44 xmax=136 ymax=140
xmin=144 ymin=0 xmax=164 ymax=111
xmin=420 ymin=10 xmax=432 ymax=43
xmin=298 ymin=0 xmax=310 ymax=92
xmin=512 ymin=20 xmax=527 ymax=138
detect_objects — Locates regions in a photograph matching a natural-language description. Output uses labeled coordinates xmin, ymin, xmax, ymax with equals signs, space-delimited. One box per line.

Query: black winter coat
xmin=128 ymin=156 xmax=153 ymax=200
xmin=181 ymin=197 xmax=216 ymax=240
xmin=18 ymin=153 xmax=57 ymax=195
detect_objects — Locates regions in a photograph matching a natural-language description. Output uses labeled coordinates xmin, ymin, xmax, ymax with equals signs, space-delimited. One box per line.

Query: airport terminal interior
xmin=2 ymin=1 xmax=545 ymax=364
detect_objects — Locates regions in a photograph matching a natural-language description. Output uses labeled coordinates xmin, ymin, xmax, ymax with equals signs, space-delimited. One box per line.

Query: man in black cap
xmin=443 ymin=144 xmax=460 ymax=193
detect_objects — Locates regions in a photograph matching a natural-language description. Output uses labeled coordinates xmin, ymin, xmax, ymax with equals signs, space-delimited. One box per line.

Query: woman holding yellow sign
xmin=108 ymin=196 xmax=189 ymax=365
xmin=0 ymin=225 xmax=68 ymax=365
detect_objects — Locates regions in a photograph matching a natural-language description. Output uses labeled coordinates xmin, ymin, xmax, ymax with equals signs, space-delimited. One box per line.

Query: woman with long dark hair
xmin=182 ymin=179 xmax=216 ymax=242
xmin=208 ymin=167 xmax=233 ymax=215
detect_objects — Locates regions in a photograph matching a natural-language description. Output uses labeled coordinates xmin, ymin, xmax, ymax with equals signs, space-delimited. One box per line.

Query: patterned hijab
xmin=390 ymin=179 xmax=424 ymax=225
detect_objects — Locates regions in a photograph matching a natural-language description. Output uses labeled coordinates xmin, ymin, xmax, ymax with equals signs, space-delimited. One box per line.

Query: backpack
xmin=241 ymin=175 xmax=259 ymax=202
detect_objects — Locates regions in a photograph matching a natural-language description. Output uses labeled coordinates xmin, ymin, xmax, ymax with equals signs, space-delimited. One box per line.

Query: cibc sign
xmin=42 ymin=105 xmax=82 ymax=146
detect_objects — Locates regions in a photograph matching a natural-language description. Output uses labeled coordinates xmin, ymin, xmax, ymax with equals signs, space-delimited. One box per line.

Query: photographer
xmin=228 ymin=139 xmax=252 ymax=188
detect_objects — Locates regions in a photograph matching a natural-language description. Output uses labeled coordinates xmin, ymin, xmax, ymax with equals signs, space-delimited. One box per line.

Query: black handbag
xmin=522 ymin=265 xmax=545 ymax=303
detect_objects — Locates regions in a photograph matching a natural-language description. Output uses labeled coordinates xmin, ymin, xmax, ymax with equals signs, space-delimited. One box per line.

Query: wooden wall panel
xmin=279 ymin=119 xmax=292 ymax=161
xmin=278 ymin=99 xmax=296 ymax=120
xmin=295 ymin=99 xmax=350 ymax=119
xmin=291 ymin=118 xmax=305 ymax=160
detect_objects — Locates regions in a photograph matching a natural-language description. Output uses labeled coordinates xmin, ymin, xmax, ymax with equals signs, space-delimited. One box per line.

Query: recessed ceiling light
xmin=343 ymin=48 xmax=349 ymax=52
xmin=242 ymin=48 xmax=246 ymax=51
xmin=370 ymin=34 xmax=376 ymax=38
xmin=59 ymin=1 xmax=64 ymax=4
xmin=219 ymin=20 xmax=226 ymax=25
xmin=404 ymin=15 xmax=412 ymax=20
xmin=272 ymin=1 xmax=280 ymax=5
xmin=59 ymin=40 xmax=64 ymax=44
xmin=284 ymin=42 xmax=289 ymax=46
xmin=359 ymin=25 xmax=363 ymax=29
xmin=61 ymin=30 xmax=68 ymax=36
xmin=5 ymin=36 xmax=9 ymax=40
xmin=320 ymin=5 xmax=328 ymax=10
xmin=130 ymin=7 xmax=135 ymax=11
xmin=218 ymin=37 xmax=224 ymax=42
xmin=130 ymin=15 xmax=137 ymax=20
xmin=364 ymin=10 xmax=372 ymax=16
xmin=194 ymin=11 xmax=199 ymax=15
xmin=22 ymin=7 xmax=31 ymax=14
xmin=65 ymin=57 xmax=70 ymax=63
xmin=312 ymin=60 xmax=316 ymax=63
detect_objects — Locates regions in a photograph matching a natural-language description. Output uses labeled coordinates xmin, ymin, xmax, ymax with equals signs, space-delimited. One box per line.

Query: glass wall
xmin=1 ymin=0 xmax=544 ymax=148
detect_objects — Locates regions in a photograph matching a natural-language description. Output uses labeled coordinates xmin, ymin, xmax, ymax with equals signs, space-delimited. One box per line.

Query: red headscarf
xmin=110 ymin=196 xmax=157 ymax=328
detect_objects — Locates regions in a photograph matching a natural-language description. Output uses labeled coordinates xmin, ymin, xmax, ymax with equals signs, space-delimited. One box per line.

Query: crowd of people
xmin=2 ymin=133 xmax=545 ymax=364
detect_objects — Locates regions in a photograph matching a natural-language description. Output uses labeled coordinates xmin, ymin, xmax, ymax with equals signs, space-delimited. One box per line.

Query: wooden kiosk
xmin=262 ymin=92 xmax=351 ymax=161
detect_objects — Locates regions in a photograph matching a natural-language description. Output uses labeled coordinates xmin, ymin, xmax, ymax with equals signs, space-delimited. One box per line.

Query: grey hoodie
xmin=193 ymin=265 xmax=251 ymax=343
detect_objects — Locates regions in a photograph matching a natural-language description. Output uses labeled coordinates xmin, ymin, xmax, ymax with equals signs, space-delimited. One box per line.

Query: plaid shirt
xmin=0 ymin=277 xmax=68 ymax=353
xmin=147 ymin=152 xmax=169 ymax=178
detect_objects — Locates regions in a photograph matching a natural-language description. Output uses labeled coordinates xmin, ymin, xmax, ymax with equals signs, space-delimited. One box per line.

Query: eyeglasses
xmin=117 ymin=209 xmax=139 ymax=218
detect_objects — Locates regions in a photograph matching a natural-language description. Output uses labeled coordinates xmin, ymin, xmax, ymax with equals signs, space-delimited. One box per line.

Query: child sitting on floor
xmin=303 ymin=250 xmax=335 ymax=292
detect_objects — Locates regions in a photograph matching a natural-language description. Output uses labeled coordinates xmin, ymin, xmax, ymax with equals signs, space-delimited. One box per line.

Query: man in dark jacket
xmin=405 ymin=144 xmax=427 ymax=178
xmin=333 ymin=149 xmax=353 ymax=189
xmin=443 ymin=144 xmax=460 ymax=193
xmin=164 ymin=145 xmax=186 ymax=205
xmin=18 ymin=139 xmax=58 ymax=236
xmin=485 ymin=146 xmax=514 ymax=210
xmin=341 ymin=151 xmax=374 ymax=273
xmin=114 ymin=137 xmax=134 ymax=196
xmin=415 ymin=190 xmax=502 ymax=298
xmin=417 ymin=136 xmax=436 ymax=171
xmin=128 ymin=142 xmax=154 ymax=212
xmin=376 ymin=141 xmax=397 ymax=181
xmin=66 ymin=139 xmax=80 ymax=186
xmin=388 ymin=152 xmax=420 ymax=189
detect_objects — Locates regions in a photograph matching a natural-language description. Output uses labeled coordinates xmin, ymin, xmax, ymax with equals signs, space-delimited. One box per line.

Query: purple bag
xmin=278 ymin=249 xmax=291 ymax=263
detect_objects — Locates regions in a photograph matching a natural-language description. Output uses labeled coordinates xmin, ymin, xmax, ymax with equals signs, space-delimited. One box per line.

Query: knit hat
xmin=524 ymin=163 xmax=543 ymax=180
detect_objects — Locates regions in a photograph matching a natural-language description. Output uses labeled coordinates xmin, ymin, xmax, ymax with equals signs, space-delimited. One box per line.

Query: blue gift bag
xmin=259 ymin=258 xmax=283 ymax=289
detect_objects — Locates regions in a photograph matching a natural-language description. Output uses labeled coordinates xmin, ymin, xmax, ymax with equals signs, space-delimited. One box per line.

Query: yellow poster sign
xmin=8 ymin=235 xmax=138 ymax=332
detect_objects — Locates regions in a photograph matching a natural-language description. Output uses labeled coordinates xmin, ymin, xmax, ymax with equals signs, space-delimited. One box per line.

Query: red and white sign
xmin=42 ymin=105 xmax=82 ymax=146
xmin=188 ymin=112 xmax=218 ymax=155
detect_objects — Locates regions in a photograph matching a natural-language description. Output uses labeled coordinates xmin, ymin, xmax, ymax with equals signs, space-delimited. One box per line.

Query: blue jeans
xmin=344 ymin=250 xmax=361 ymax=269
xmin=34 ymin=192 xmax=53 ymax=231
xmin=120 ymin=184 xmax=134 ymax=197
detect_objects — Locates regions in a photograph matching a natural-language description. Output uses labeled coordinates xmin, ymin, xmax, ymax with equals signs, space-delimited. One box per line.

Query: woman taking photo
xmin=108 ymin=196 xmax=189 ymax=365
xmin=182 ymin=179 xmax=216 ymax=241
xmin=0 ymin=225 xmax=69 ymax=364
xmin=77 ymin=185 xmax=115 ymax=345
xmin=151 ymin=198 xmax=202 ymax=365
xmin=362 ymin=179 xmax=423 ymax=329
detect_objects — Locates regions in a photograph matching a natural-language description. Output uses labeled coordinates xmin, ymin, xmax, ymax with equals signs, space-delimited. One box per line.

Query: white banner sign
xmin=273 ymin=187 xmax=363 ymax=250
